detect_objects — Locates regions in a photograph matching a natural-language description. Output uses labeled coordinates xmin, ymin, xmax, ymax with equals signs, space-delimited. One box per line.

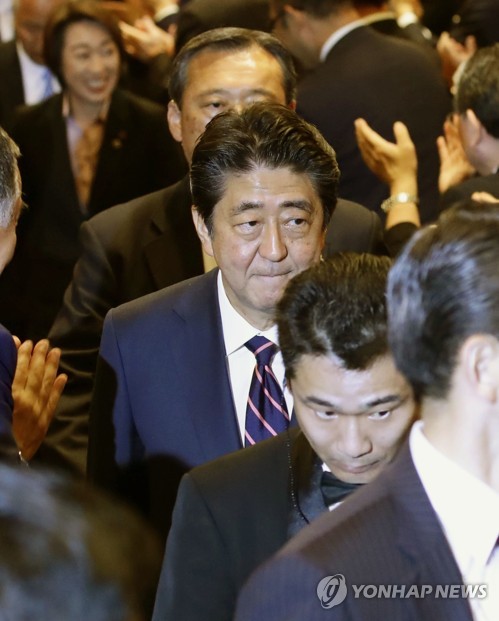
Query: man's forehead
xmin=185 ymin=45 xmax=284 ymax=84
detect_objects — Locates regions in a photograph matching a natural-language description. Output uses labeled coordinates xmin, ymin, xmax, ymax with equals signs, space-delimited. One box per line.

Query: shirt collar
xmin=217 ymin=270 xmax=279 ymax=357
xmin=320 ymin=18 xmax=366 ymax=62
xmin=358 ymin=11 xmax=396 ymax=26
xmin=410 ymin=421 xmax=499 ymax=572
xmin=61 ymin=93 xmax=111 ymax=123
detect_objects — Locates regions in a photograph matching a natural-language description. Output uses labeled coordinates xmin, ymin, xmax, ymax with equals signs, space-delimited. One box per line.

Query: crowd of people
xmin=0 ymin=0 xmax=498 ymax=619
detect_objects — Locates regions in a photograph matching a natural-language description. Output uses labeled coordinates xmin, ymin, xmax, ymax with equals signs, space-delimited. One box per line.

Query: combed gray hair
xmin=0 ymin=127 xmax=21 ymax=229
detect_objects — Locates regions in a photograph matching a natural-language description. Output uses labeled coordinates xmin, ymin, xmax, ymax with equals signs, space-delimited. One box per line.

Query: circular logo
xmin=316 ymin=574 xmax=348 ymax=609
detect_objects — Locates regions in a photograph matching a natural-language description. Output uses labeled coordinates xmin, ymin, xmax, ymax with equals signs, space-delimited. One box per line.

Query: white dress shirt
xmin=410 ymin=421 xmax=499 ymax=621
xmin=17 ymin=42 xmax=60 ymax=105
xmin=217 ymin=270 xmax=293 ymax=444
xmin=0 ymin=0 xmax=13 ymax=41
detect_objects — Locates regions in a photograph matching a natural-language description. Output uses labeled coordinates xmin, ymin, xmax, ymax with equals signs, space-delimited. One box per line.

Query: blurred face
xmin=167 ymin=46 xmax=289 ymax=163
xmin=291 ymin=353 xmax=415 ymax=484
xmin=0 ymin=184 xmax=22 ymax=274
xmin=15 ymin=0 xmax=63 ymax=64
xmin=61 ymin=21 xmax=120 ymax=114
xmin=269 ymin=3 xmax=319 ymax=70
xmin=193 ymin=166 xmax=325 ymax=329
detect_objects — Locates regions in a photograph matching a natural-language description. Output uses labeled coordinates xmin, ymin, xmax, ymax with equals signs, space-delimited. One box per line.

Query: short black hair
xmin=44 ymin=0 xmax=124 ymax=88
xmin=190 ymin=102 xmax=339 ymax=233
xmin=277 ymin=253 xmax=391 ymax=379
xmin=388 ymin=201 xmax=499 ymax=401
xmin=168 ymin=27 xmax=297 ymax=107
xmin=0 ymin=464 xmax=162 ymax=621
xmin=455 ymin=43 xmax=499 ymax=138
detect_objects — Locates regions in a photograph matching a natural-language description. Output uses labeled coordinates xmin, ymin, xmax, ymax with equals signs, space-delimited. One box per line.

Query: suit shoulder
xmin=116 ymin=88 xmax=165 ymax=118
xmin=109 ymin=271 xmax=215 ymax=326
xmin=189 ymin=432 xmax=291 ymax=492
xmin=85 ymin=186 xmax=172 ymax=231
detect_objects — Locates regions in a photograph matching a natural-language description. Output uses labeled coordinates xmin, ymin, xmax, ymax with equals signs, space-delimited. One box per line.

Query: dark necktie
xmin=321 ymin=470 xmax=362 ymax=507
xmin=244 ymin=335 xmax=289 ymax=446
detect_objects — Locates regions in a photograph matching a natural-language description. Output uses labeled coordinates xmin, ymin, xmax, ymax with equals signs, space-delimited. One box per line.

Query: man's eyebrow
xmin=231 ymin=200 xmax=314 ymax=216
xmin=303 ymin=393 xmax=406 ymax=412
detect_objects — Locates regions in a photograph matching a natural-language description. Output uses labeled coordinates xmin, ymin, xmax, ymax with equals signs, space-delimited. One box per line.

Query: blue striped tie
xmin=244 ymin=335 xmax=289 ymax=446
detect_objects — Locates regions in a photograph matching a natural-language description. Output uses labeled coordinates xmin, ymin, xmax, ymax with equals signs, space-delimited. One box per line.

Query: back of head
xmin=0 ymin=465 xmax=162 ymax=621
xmin=277 ymin=253 xmax=392 ymax=379
xmin=190 ymin=101 xmax=339 ymax=232
xmin=43 ymin=0 xmax=124 ymax=87
xmin=449 ymin=0 xmax=499 ymax=48
xmin=0 ymin=126 xmax=20 ymax=229
xmin=168 ymin=27 xmax=297 ymax=107
xmin=271 ymin=0 xmax=354 ymax=19
xmin=388 ymin=201 xmax=499 ymax=401
xmin=455 ymin=43 xmax=499 ymax=138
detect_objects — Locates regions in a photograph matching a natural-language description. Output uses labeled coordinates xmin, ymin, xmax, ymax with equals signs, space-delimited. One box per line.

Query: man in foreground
xmin=236 ymin=201 xmax=499 ymax=620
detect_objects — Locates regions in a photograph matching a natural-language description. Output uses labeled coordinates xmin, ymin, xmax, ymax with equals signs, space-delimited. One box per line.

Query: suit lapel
xmin=172 ymin=270 xmax=242 ymax=462
xmin=388 ymin=444 xmax=474 ymax=621
xmin=89 ymin=89 xmax=129 ymax=212
xmin=288 ymin=431 xmax=326 ymax=537
xmin=143 ymin=177 xmax=203 ymax=289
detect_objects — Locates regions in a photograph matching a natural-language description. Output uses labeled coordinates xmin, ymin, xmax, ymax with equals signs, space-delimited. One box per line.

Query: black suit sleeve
xmin=152 ymin=473 xmax=237 ymax=621
xmin=38 ymin=220 xmax=119 ymax=475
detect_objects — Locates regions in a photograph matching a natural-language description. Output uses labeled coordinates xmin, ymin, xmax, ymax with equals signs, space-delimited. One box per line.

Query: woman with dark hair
xmin=0 ymin=0 xmax=185 ymax=341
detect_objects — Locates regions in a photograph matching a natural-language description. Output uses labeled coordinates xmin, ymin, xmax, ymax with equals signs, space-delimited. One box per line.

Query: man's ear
xmin=464 ymin=108 xmax=486 ymax=146
xmin=461 ymin=334 xmax=499 ymax=403
xmin=167 ymin=100 xmax=182 ymax=143
xmin=191 ymin=206 xmax=214 ymax=257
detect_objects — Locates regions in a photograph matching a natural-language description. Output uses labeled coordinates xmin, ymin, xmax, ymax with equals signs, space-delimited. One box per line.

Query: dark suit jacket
xmin=0 ymin=40 xmax=24 ymax=134
xmin=87 ymin=269 xmax=240 ymax=539
xmin=235 ymin=443 xmax=474 ymax=621
xmin=42 ymin=181 xmax=383 ymax=476
xmin=175 ymin=0 xmax=270 ymax=51
xmin=0 ymin=324 xmax=15 ymax=439
xmin=0 ymin=88 xmax=186 ymax=342
xmin=152 ymin=429 xmax=327 ymax=621
xmin=297 ymin=25 xmax=451 ymax=223
xmin=440 ymin=172 xmax=499 ymax=211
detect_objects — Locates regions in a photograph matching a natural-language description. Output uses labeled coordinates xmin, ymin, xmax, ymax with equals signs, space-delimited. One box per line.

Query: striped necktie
xmin=244 ymin=335 xmax=289 ymax=446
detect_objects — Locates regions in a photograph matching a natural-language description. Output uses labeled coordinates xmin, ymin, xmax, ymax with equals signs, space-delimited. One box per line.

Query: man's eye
xmin=316 ymin=410 xmax=338 ymax=420
xmin=369 ymin=410 xmax=391 ymax=421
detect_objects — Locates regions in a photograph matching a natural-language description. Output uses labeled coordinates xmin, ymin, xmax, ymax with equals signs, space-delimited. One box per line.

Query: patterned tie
xmin=74 ymin=119 xmax=105 ymax=210
xmin=244 ymin=335 xmax=289 ymax=446
xmin=41 ymin=68 xmax=54 ymax=100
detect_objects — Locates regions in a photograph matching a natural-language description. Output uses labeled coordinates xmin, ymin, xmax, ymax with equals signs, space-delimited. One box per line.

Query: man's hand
xmin=355 ymin=118 xmax=418 ymax=196
xmin=11 ymin=338 xmax=67 ymax=461
xmin=437 ymin=32 xmax=477 ymax=89
xmin=437 ymin=115 xmax=476 ymax=193
xmin=120 ymin=16 xmax=175 ymax=63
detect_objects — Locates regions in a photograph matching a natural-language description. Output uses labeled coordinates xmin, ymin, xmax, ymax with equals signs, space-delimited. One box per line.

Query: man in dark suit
xmin=152 ymin=253 xmax=416 ymax=621
xmin=0 ymin=125 xmax=66 ymax=461
xmin=87 ymin=102 xmax=347 ymax=538
xmin=175 ymin=0 xmax=271 ymax=51
xmin=270 ymin=0 xmax=450 ymax=222
xmin=440 ymin=43 xmax=499 ymax=209
xmin=42 ymin=27 xmax=384 ymax=476
xmin=236 ymin=201 xmax=499 ymax=621
xmin=0 ymin=0 xmax=63 ymax=133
